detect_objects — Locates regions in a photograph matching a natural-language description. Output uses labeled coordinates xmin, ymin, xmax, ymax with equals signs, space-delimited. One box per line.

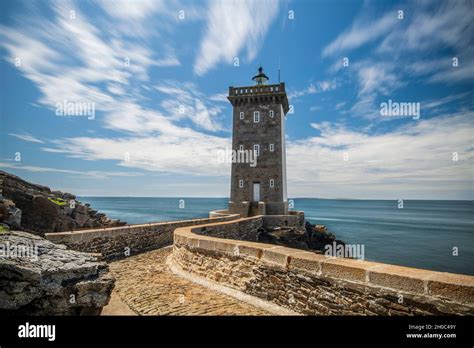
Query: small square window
xmin=239 ymin=145 xmax=244 ymax=151
xmin=239 ymin=112 xmax=244 ymax=120
xmin=270 ymin=179 xmax=275 ymax=188
xmin=253 ymin=144 xmax=260 ymax=156
xmin=269 ymin=110 xmax=274 ymax=118
xmin=269 ymin=144 xmax=274 ymax=152
xmin=253 ymin=111 xmax=260 ymax=123
xmin=239 ymin=180 xmax=244 ymax=188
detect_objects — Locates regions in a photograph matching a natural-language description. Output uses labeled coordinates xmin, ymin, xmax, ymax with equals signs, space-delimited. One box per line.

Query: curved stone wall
xmin=172 ymin=218 xmax=474 ymax=315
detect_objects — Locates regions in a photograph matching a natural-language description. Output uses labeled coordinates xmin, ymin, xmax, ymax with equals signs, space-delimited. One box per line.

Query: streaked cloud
xmin=194 ymin=0 xmax=279 ymax=75
xmin=0 ymin=162 xmax=143 ymax=179
xmin=288 ymin=79 xmax=337 ymax=99
xmin=154 ymin=81 xmax=225 ymax=132
xmin=9 ymin=133 xmax=44 ymax=144
xmin=287 ymin=111 xmax=474 ymax=199
xmin=322 ymin=12 xmax=397 ymax=57
xmin=41 ymin=133 xmax=231 ymax=177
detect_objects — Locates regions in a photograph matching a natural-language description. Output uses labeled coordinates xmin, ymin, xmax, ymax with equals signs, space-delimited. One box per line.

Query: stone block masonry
xmin=45 ymin=214 xmax=239 ymax=260
xmin=194 ymin=216 xmax=262 ymax=241
xmin=172 ymin=217 xmax=474 ymax=316
xmin=228 ymin=81 xmax=290 ymax=216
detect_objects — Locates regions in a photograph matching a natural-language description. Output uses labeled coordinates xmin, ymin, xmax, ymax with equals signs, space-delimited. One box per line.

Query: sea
xmin=78 ymin=197 xmax=474 ymax=276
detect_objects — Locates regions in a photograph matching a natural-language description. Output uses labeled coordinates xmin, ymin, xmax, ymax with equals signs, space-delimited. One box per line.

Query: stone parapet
xmin=45 ymin=214 xmax=239 ymax=260
xmin=172 ymin=218 xmax=474 ymax=315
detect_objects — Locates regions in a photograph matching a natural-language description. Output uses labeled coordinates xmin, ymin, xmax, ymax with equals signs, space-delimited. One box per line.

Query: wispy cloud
xmin=154 ymin=81 xmax=225 ymax=132
xmin=377 ymin=1 xmax=473 ymax=54
xmin=0 ymin=162 xmax=143 ymax=179
xmin=97 ymin=0 xmax=166 ymax=20
xmin=0 ymin=0 xmax=167 ymax=136
xmin=41 ymin=134 xmax=231 ymax=177
xmin=287 ymin=111 xmax=474 ymax=199
xmin=194 ymin=0 xmax=279 ymax=75
xmin=288 ymin=79 xmax=337 ymax=99
xmin=376 ymin=1 xmax=474 ymax=84
xmin=349 ymin=61 xmax=404 ymax=119
xmin=0 ymin=0 xmax=227 ymax=138
xmin=323 ymin=0 xmax=474 ymax=121
xmin=322 ymin=12 xmax=397 ymax=57
xmin=9 ymin=133 xmax=44 ymax=144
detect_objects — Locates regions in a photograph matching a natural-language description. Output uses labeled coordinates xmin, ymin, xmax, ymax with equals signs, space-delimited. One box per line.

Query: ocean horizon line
xmin=76 ymin=196 xmax=474 ymax=202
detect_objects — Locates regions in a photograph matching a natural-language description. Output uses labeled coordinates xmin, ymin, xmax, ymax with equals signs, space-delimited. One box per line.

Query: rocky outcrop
xmin=257 ymin=221 xmax=345 ymax=253
xmin=0 ymin=230 xmax=115 ymax=315
xmin=0 ymin=171 xmax=125 ymax=234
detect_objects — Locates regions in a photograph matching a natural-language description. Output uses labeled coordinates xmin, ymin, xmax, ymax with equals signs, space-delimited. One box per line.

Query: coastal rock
xmin=304 ymin=221 xmax=345 ymax=251
xmin=257 ymin=221 xmax=345 ymax=253
xmin=257 ymin=227 xmax=309 ymax=250
xmin=313 ymin=224 xmax=328 ymax=233
xmin=0 ymin=230 xmax=115 ymax=315
xmin=0 ymin=171 xmax=126 ymax=234
xmin=0 ymin=198 xmax=21 ymax=228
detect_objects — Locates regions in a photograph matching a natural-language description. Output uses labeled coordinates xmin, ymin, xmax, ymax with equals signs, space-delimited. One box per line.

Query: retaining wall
xmin=172 ymin=218 xmax=474 ymax=316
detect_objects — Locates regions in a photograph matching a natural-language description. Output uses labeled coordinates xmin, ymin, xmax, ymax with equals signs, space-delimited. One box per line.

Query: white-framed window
xmin=253 ymin=111 xmax=260 ymax=123
xmin=253 ymin=144 xmax=260 ymax=157
xmin=269 ymin=110 xmax=274 ymax=118
xmin=269 ymin=143 xmax=274 ymax=152
xmin=239 ymin=179 xmax=244 ymax=188
xmin=239 ymin=145 xmax=244 ymax=151
xmin=270 ymin=179 xmax=275 ymax=188
xmin=239 ymin=111 xmax=244 ymax=120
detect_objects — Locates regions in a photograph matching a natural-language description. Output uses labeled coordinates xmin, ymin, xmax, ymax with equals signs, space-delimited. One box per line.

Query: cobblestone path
xmin=107 ymin=247 xmax=271 ymax=315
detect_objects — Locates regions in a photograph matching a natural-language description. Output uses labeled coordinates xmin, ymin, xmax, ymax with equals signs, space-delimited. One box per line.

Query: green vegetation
xmin=48 ymin=197 xmax=67 ymax=206
xmin=0 ymin=225 xmax=9 ymax=233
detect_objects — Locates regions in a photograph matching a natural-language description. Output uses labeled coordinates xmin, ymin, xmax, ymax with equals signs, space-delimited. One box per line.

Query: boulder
xmin=0 ymin=198 xmax=21 ymax=228
xmin=314 ymin=224 xmax=328 ymax=233
xmin=0 ymin=230 xmax=115 ymax=315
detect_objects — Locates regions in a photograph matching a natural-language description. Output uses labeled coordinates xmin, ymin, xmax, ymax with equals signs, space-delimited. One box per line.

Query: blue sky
xmin=0 ymin=0 xmax=473 ymax=199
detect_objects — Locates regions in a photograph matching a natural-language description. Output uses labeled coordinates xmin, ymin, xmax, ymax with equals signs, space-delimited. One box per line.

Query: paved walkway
xmin=103 ymin=247 xmax=271 ymax=315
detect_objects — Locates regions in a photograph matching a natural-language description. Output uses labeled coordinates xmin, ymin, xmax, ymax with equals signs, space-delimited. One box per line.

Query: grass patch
xmin=48 ymin=197 xmax=67 ymax=206
xmin=0 ymin=225 xmax=9 ymax=233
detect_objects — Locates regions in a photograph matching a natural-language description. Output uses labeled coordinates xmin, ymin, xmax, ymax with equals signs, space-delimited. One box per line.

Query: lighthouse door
xmin=253 ymin=183 xmax=260 ymax=202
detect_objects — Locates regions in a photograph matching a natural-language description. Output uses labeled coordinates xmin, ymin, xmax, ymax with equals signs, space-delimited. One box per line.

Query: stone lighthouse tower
xmin=227 ymin=67 xmax=290 ymax=217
